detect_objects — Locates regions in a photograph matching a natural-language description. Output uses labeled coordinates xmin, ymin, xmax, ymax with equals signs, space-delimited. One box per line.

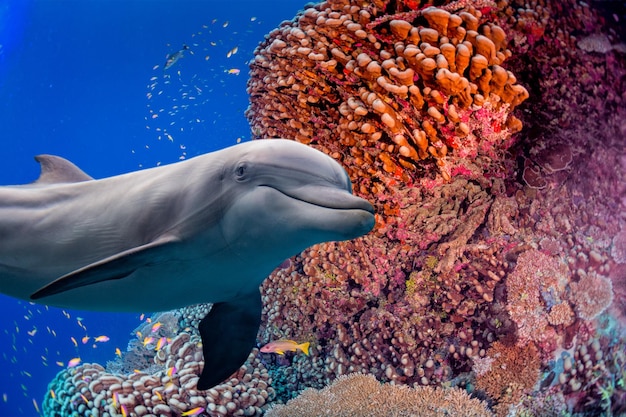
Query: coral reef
xmin=247 ymin=0 xmax=626 ymax=415
xmin=264 ymin=373 xmax=493 ymax=417
xmin=42 ymin=309 xmax=274 ymax=417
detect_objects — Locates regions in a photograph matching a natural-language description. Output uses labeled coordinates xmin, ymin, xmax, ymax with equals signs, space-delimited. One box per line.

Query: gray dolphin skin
xmin=0 ymin=139 xmax=375 ymax=390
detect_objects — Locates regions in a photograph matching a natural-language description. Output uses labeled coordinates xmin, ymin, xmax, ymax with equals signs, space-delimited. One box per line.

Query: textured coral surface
xmin=248 ymin=0 xmax=626 ymax=416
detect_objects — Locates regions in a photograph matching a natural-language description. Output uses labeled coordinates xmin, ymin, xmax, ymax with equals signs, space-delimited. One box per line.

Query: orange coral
xmin=246 ymin=2 xmax=528 ymax=192
xmin=475 ymin=341 xmax=541 ymax=416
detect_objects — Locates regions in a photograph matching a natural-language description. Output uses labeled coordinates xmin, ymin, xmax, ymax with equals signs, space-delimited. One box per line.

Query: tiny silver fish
xmin=164 ymin=44 xmax=189 ymax=70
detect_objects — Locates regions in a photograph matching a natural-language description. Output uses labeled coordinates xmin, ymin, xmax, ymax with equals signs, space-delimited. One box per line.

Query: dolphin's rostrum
xmin=0 ymin=139 xmax=375 ymax=390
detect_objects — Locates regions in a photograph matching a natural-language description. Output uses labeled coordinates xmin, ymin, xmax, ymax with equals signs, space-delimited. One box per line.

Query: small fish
xmin=260 ymin=340 xmax=310 ymax=356
xmin=139 ymin=313 xmax=145 ymax=321
xmin=115 ymin=347 xmax=122 ymax=357
xmin=55 ymin=361 xmax=64 ymax=367
xmin=182 ymin=407 xmax=205 ymax=416
xmin=71 ymin=337 xmax=78 ymax=347
xmin=121 ymin=404 xmax=128 ymax=417
xmin=27 ymin=328 xmax=37 ymax=337
xmin=81 ymin=336 xmax=90 ymax=344
xmin=67 ymin=357 xmax=81 ymax=368
xmin=155 ymin=337 xmax=167 ymax=351
xmin=155 ymin=391 xmax=163 ymax=401
xmin=164 ymin=44 xmax=190 ymax=70
xmin=226 ymin=68 xmax=240 ymax=75
xmin=143 ymin=336 xmax=154 ymax=347
xmin=32 ymin=398 xmax=40 ymax=413
xmin=167 ymin=366 xmax=177 ymax=377
xmin=94 ymin=335 xmax=110 ymax=343
xmin=50 ymin=390 xmax=56 ymax=399
xmin=226 ymin=46 xmax=238 ymax=58
xmin=80 ymin=394 xmax=89 ymax=404
xmin=151 ymin=322 xmax=162 ymax=333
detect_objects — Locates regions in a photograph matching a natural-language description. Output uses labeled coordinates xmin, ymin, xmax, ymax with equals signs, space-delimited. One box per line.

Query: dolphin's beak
xmin=277 ymin=184 xmax=375 ymax=214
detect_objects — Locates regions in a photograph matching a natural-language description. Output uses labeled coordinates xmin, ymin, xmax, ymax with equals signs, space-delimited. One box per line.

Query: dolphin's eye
xmin=235 ymin=163 xmax=248 ymax=181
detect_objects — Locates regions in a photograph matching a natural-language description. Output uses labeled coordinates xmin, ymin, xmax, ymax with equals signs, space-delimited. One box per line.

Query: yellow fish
xmin=94 ymin=335 xmax=110 ymax=343
xmin=115 ymin=347 xmax=122 ymax=357
xmin=67 ymin=357 xmax=81 ymax=368
xmin=155 ymin=337 xmax=167 ymax=351
xmin=260 ymin=340 xmax=310 ymax=356
xmin=182 ymin=407 xmax=205 ymax=416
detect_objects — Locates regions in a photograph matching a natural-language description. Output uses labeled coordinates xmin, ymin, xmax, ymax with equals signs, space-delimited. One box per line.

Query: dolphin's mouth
xmin=268 ymin=184 xmax=375 ymax=214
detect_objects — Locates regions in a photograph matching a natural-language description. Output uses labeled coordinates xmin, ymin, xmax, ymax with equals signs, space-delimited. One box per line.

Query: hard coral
xmin=42 ymin=310 xmax=274 ymax=417
xmin=505 ymin=249 xmax=570 ymax=348
xmin=265 ymin=373 xmax=494 ymax=417
xmin=569 ymin=270 xmax=614 ymax=321
xmin=474 ymin=341 xmax=541 ymax=417
xmin=246 ymin=1 xmax=528 ymax=191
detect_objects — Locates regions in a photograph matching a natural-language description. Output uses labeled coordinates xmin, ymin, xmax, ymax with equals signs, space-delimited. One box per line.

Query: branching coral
xmin=474 ymin=341 xmax=541 ymax=416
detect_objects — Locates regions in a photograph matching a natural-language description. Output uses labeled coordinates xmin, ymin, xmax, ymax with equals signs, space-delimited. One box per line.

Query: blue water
xmin=0 ymin=1 xmax=299 ymax=415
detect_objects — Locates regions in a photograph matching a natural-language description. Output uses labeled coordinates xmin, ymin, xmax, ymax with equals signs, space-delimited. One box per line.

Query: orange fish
xmin=155 ymin=337 xmax=167 ymax=351
xmin=260 ymin=340 xmax=310 ymax=356
xmin=151 ymin=322 xmax=162 ymax=333
xmin=94 ymin=335 xmax=110 ymax=343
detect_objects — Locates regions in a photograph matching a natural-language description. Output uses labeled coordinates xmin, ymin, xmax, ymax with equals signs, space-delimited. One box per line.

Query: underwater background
xmin=1 ymin=0 xmax=626 ymax=416
xmin=0 ymin=1 xmax=297 ymax=415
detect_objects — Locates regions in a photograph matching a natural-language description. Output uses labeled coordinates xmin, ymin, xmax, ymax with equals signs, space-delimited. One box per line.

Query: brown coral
xmin=475 ymin=341 xmax=541 ymax=417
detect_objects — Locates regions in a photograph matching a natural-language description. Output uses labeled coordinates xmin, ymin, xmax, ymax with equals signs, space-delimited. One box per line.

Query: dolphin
xmin=0 ymin=139 xmax=375 ymax=389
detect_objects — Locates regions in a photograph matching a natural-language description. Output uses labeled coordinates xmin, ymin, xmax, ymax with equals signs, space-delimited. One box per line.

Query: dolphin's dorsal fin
xmin=33 ymin=155 xmax=94 ymax=184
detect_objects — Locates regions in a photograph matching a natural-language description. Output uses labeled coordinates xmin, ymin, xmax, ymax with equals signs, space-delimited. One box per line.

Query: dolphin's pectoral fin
xmin=33 ymin=155 xmax=94 ymax=184
xmin=30 ymin=235 xmax=181 ymax=300
xmin=197 ymin=291 xmax=262 ymax=390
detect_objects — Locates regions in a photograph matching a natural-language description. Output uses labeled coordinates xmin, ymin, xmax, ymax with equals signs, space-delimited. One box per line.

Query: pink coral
xmin=506 ymin=249 xmax=570 ymax=347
